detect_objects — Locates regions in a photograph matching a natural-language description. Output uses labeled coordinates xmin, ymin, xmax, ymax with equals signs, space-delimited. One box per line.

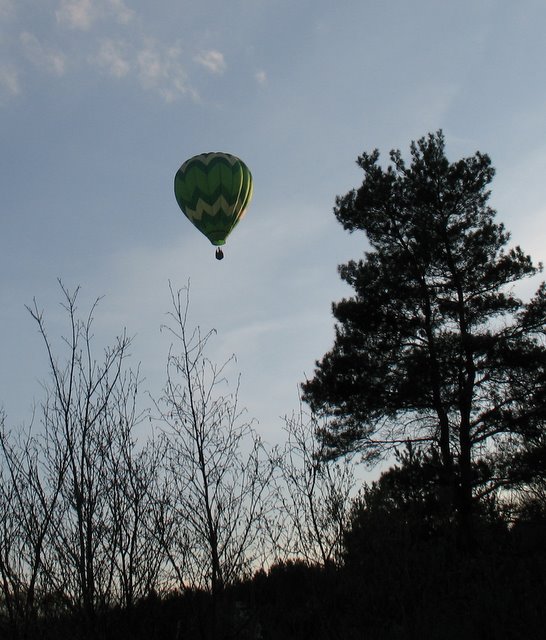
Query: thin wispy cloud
xmin=91 ymin=39 xmax=130 ymax=77
xmin=0 ymin=64 xmax=19 ymax=98
xmin=137 ymin=41 xmax=196 ymax=102
xmin=0 ymin=0 xmax=14 ymax=19
xmin=20 ymin=32 xmax=66 ymax=76
xmin=55 ymin=0 xmax=133 ymax=31
xmin=56 ymin=0 xmax=95 ymax=30
xmin=138 ymin=45 xmax=167 ymax=85
xmin=106 ymin=0 xmax=133 ymax=25
xmin=194 ymin=49 xmax=226 ymax=74
xmin=1 ymin=3 xmax=240 ymax=105
xmin=87 ymin=38 xmax=199 ymax=103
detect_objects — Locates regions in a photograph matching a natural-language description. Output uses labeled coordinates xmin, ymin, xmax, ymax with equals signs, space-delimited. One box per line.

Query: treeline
xmin=2 ymin=400 xmax=545 ymax=640
xmin=1 ymin=293 xmax=545 ymax=640
xmin=0 ymin=283 xmax=355 ymax=640
xmin=3 ymin=131 xmax=546 ymax=639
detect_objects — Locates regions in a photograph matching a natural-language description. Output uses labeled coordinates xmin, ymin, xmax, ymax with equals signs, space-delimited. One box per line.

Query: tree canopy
xmin=302 ymin=131 xmax=546 ymax=540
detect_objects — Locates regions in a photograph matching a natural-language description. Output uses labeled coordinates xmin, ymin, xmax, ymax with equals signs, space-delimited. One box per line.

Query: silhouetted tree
xmin=0 ymin=412 xmax=67 ymax=640
xmin=302 ymin=131 xmax=546 ymax=545
xmin=155 ymin=284 xmax=273 ymax=639
xmin=104 ymin=411 xmax=164 ymax=610
xmin=268 ymin=401 xmax=355 ymax=566
xmin=26 ymin=283 xmax=152 ymax=636
xmin=341 ymin=446 xmax=516 ymax=639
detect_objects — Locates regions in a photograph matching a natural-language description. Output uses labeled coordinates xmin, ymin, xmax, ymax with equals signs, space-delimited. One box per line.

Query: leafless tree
xmin=154 ymin=284 xmax=273 ymax=635
xmin=269 ymin=401 xmax=356 ymax=567
xmin=26 ymin=283 xmax=148 ymax=632
xmin=0 ymin=410 xmax=66 ymax=640
xmin=86 ymin=368 xmax=169 ymax=612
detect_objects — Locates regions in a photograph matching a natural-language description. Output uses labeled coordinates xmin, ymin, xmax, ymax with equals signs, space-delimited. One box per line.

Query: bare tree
xmin=106 ymin=413 xmax=165 ymax=609
xmin=0 ymin=411 xmax=32 ymax=640
xmin=155 ymin=284 xmax=272 ymax=636
xmin=26 ymin=283 xmax=144 ymax=632
xmin=0 ymin=411 xmax=67 ymax=640
xmin=269 ymin=401 xmax=356 ymax=567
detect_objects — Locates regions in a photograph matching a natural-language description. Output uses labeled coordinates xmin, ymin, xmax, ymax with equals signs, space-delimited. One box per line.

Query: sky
xmin=2 ymin=0 xmax=546 ymax=453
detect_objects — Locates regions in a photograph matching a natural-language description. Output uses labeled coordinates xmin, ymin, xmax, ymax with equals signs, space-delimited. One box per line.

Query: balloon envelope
xmin=174 ymin=152 xmax=253 ymax=246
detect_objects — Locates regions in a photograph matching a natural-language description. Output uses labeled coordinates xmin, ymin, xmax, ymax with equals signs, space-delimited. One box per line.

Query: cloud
xmin=137 ymin=45 xmax=166 ymax=85
xmin=20 ymin=32 xmax=66 ymax=76
xmin=255 ymin=69 xmax=267 ymax=85
xmin=137 ymin=42 xmax=197 ymax=103
xmin=86 ymin=37 xmax=200 ymax=103
xmin=0 ymin=0 xmax=14 ymax=20
xmin=106 ymin=0 xmax=133 ymax=25
xmin=11 ymin=2 xmax=218 ymax=104
xmin=91 ymin=39 xmax=130 ymax=77
xmin=194 ymin=50 xmax=226 ymax=74
xmin=85 ymin=37 xmax=200 ymax=103
xmin=55 ymin=0 xmax=133 ymax=30
xmin=56 ymin=0 xmax=95 ymax=30
xmin=0 ymin=64 xmax=19 ymax=98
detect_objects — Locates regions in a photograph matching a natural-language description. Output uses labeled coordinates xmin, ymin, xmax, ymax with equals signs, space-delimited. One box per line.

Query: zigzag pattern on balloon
xmin=180 ymin=152 xmax=241 ymax=170
xmin=183 ymin=194 xmax=249 ymax=222
xmin=176 ymin=158 xmax=251 ymax=207
xmin=178 ymin=161 xmax=243 ymax=192
xmin=175 ymin=178 xmax=252 ymax=216
xmin=174 ymin=151 xmax=253 ymax=247
xmin=178 ymin=153 xmax=246 ymax=189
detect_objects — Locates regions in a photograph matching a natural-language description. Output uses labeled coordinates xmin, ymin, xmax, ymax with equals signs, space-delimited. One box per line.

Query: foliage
xmin=302 ymin=131 xmax=546 ymax=541
xmin=338 ymin=448 xmax=544 ymax=639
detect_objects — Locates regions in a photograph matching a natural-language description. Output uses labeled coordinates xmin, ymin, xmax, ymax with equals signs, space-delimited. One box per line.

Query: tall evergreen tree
xmin=302 ymin=131 xmax=546 ymax=542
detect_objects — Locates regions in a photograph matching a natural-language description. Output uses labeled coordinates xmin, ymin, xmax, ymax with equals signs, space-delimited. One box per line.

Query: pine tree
xmin=302 ymin=131 xmax=546 ymax=544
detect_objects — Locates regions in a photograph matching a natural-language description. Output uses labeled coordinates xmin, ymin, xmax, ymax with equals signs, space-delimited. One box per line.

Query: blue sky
xmin=2 ymin=0 xmax=546 ymax=446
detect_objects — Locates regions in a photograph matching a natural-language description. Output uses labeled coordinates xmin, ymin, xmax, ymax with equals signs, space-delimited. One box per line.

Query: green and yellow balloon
xmin=174 ymin=152 xmax=253 ymax=260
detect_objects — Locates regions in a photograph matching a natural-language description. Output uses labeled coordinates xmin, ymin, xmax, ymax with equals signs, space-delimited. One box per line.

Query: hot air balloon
xmin=174 ymin=152 xmax=253 ymax=260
